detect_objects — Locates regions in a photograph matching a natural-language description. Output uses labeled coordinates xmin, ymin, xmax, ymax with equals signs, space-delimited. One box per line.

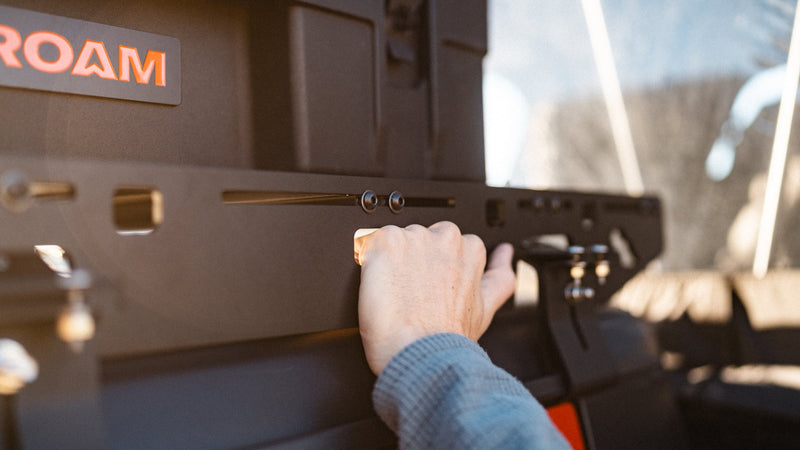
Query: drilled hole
xmin=113 ymin=187 xmax=163 ymax=236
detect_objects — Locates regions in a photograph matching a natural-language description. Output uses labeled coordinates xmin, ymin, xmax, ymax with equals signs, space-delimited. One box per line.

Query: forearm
xmin=373 ymin=333 xmax=570 ymax=449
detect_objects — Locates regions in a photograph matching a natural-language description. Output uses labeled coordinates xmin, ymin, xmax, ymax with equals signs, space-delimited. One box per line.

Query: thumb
xmin=479 ymin=243 xmax=516 ymax=332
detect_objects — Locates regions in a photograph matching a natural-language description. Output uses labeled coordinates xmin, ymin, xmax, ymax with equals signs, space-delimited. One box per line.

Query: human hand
xmin=354 ymin=221 xmax=516 ymax=375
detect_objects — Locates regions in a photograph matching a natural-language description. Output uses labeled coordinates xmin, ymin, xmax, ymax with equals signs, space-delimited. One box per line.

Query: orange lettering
xmin=0 ymin=25 xmax=22 ymax=68
xmin=71 ymin=40 xmax=116 ymax=79
xmin=23 ymin=31 xmax=73 ymax=73
xmin=119 ymin=46 xmax=165 ymax=86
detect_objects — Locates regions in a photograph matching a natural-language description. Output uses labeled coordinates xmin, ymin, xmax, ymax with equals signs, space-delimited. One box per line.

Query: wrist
xmin=363 ymin=328 xmax=435 ymax=375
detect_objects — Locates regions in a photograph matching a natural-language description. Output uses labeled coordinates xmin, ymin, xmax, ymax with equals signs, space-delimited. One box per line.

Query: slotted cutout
xmin=113 ymin=187 xmax=163 ymax=236
xmin=486 ymin=199 xmax=505 ymax=227
xmin=31 ymin=181 xmax=76 ymax=201
xmin=0 ymin=170 xmax=74 ymax=213
xmin=609 ymin=228 xmax=637 ymax=269
xmin=515 ymin=259 xmax=539 ymax=306
xmin=523 ymin=233 xmax=570 ymax=251
xmin=222 ymin=190 xmax=455 ymax=208
xmin=34 ymin=245 xmax=73 ymax=278
xmin=222 ymin=190 xmax=358 ymax=206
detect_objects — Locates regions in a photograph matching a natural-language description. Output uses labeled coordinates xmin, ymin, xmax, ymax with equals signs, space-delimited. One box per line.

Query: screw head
xmin=0 ymin=170 xmax=34 ymax=213
xmin=360 ymin=190 xmax=378 ymax=213
xmin=388 ymin=191 xmax=405 ymax=213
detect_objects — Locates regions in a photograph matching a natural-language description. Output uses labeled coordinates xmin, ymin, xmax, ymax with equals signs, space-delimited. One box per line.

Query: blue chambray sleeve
xmin=372 ymin=333 xmax=571 ymax=449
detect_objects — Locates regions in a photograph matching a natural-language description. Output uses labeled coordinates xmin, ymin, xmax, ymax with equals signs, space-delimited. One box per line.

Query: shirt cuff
xmin=372 ymin=333 xmax=490 ymax=431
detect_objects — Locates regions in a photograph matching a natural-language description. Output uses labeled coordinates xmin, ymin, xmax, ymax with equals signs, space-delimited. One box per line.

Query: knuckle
xmin=404 ymin=224 xmax=427 ymax=234
xmin=371 ymin=225 xmax=405 ymax=251
xmin=431 ymin=221 xmax=462 ymax=241
xmin=464 ymin=234 xmax=487 ymax=260
xmin=379 ymin=224 xmax=403 ymax=239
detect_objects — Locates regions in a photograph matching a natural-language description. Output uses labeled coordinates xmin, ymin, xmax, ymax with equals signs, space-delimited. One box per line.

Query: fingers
xmin=355 ymin=222 xmax=464 ymax=266
xmin=480 ymin=243 xmax=516 ymax=330
xmin=428 ymin=220 xmax=462 ymax=238
xmin=355 ymin=223 xmax=501 ymax=277
xmin=356 ymin=221 xmax=514 ymax=323
xmin=354 ymin=225 xmax=402 ymax=265
xmin=487 ymin=242 xmax=514 ymax=273
xmin=354 ymin=231 xmax=372 ymax=265
xmin=355 ymin=221 xmax=516 ymax=372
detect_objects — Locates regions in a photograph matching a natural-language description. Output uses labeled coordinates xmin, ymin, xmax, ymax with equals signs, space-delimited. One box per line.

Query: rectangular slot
xmin=222 ymin=190 xmax=359 ymax=206
xmin=609 ymin=228 xmax=637 ymax=269
xmin=31 ymin=181 xmax=75 ymax=201
xmin=514 ymin=259 xmax=539 ymax=306
xmin=603 ymin=199 xmax=658 ymax=215
xmin=113 ymin=187 xmax=163 ymax=236
xmin=522 ymin=234 xmax=570 ymax=251
xmin=33 ymin=244 xmax=73 ymax=278
xmin=486 ymin=199 xmax=505 ymax=227
xmin=222 ymin=190 xmax=455 ymax=208
xmin=403 ymin=197 xmax=456 ymax=208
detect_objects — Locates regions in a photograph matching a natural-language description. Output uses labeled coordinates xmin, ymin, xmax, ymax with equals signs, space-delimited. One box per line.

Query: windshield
xmin=484 ymin=0 xmax=800 ymax=273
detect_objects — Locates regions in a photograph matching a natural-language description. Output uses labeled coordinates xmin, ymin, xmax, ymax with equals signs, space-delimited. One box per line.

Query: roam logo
xmin=0 ymin=5 xmax=180 ymax=105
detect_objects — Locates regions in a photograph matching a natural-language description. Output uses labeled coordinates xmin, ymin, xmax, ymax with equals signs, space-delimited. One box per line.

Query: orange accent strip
xmin=547 ymin=402 xmax=585 ymax=450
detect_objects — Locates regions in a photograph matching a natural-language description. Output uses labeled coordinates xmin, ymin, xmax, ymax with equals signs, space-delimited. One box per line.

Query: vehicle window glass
xmin=484 ymin=0 xmax=800 ymax=271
